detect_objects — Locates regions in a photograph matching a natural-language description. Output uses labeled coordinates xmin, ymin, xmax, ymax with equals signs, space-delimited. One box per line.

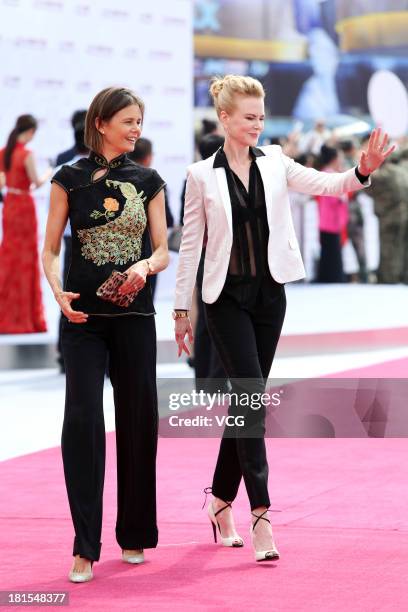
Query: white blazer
xmin=174 ymin=145 xmax=369 ymax=310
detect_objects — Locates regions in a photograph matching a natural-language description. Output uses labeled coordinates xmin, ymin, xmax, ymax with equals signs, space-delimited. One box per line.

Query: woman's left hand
xmin=358 ymin=127 xmax=395 ymax=175
xmin=120 ymin=261 xmax=148 ymax=295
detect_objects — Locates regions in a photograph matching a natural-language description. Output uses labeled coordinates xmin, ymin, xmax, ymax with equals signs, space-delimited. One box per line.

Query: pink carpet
xmin=1 ymin=436 xmax=408 ymax=611
xmin=280 ymin=326 xmax=408 ymax=355
xmin=330 ymin=355 xmax=408 ymax=378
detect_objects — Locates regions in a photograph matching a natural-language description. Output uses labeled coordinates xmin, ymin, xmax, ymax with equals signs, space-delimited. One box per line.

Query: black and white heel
xmin=250 ymin=510 xmax=280 ymax=562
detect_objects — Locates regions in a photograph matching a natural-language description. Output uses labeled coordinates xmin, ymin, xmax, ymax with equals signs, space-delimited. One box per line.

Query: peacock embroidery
xmin=77 ymin=180 xmax=147 ymax=266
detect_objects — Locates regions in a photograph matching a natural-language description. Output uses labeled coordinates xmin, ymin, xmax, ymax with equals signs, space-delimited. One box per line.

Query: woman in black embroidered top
xmin=42 ymin=87 xmax=169 ymax=582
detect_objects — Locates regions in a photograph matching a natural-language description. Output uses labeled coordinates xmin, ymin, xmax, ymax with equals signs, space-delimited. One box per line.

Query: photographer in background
xmin=55 ymin=110 xmax=87 ymax=166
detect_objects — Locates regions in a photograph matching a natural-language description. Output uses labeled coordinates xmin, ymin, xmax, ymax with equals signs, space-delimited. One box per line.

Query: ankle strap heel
xmin=250 ymin=510 xmax=280 ymax=562
xmin=204 ymin=488 xmax=244 ymax=548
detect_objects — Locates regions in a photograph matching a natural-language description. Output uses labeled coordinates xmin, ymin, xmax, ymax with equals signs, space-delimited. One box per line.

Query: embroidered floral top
xmin=51 ymin=151 xmax=165 ymax=316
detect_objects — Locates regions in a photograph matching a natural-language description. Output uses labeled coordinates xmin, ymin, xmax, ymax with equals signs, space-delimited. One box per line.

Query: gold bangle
xmin=172 ymin=310 xmax=189 ymax=319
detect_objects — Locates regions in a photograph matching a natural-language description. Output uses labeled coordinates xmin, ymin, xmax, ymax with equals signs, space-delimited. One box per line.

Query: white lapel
xmin=214 ymin=166 xmax=233 ymax=235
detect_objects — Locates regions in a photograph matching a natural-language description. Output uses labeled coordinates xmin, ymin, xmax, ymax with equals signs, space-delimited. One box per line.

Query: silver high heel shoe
xmin=122 ymin=549 xmax=145 ymax=564
xmin=68 ymin=558 xmax=94 ymax=583
xmin=250 ymin=510 xmax=280 ymax=562
xmin=208 ymin=501 xmax=244 ymax=547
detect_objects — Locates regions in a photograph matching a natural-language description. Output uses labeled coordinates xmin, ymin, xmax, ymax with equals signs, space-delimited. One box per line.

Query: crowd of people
xmin=0 ymin=112 xmax=406 ymax=337
xmin=274 ymin=122 xmax=408 ymax=284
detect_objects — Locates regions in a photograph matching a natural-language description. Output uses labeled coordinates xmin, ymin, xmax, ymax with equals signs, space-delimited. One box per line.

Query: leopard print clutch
xmin=96 ymin=270 xmax=138 ymax=308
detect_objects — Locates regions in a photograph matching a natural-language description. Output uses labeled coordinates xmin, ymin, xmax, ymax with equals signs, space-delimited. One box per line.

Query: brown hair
xmin=4 ymin=114 xmax=37 ymax=171
xmin=84 ymin=87 xmax=145 ymax=154
xmin=209 ymin=75 xmax=265 ymax=117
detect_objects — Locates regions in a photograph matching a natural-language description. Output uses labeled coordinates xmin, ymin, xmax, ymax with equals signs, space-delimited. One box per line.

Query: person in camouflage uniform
xmin=398 ymin=148 xmax=408 ymax=284
xmin=341 ymin=140 xmax=367 ymax=282
xmin=366 ymin=151 xmax=408 ymax=283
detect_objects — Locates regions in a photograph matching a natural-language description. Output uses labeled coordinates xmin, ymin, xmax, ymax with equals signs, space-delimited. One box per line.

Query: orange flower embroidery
xmin=90 ymin=198 xmax=120 ymax=221
xmin=103 ymin=198 xmax=119 ymax=212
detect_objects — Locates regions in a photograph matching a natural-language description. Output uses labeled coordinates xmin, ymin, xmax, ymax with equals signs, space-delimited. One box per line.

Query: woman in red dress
xmin=0 ymin=115 xmax=51 ymax=333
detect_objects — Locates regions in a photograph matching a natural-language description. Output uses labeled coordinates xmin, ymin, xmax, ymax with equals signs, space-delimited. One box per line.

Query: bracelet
xmin=144 ymin=259 xmax=154 ymax=274
xmin=172 ymin=310 xmax=189 ymax=319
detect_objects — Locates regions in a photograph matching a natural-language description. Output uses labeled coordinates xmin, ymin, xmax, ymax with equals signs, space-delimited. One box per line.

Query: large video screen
xmin=194 ymin=0 xmax=408 ymax=121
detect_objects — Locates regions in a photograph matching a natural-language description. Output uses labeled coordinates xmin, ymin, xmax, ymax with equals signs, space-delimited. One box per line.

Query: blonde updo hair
xmin=209 ymin=75 xmax=265 ymax=117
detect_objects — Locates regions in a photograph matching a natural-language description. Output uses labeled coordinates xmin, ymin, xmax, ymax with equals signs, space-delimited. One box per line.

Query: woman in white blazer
xmin=173 ymin=75 xmax=393 ymax=562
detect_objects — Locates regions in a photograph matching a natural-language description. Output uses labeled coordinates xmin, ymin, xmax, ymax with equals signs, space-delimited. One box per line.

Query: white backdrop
xmin=0 ymin=0 xmax=193 ymax=341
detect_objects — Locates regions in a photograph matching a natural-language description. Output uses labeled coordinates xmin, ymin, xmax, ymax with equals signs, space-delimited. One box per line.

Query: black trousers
xmin=318 ymin=231 xmax=345 ymax=283
xmin=204 ymin=274 xmax=286 ymax=510
xmin=194 ymin=250 xmax=228 ymax=393
xmin=61 ymin=315 xmax=158 ymax=561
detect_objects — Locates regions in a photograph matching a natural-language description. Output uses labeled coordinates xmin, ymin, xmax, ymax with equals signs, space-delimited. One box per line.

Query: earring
xmin=101 ymin=130 xmax=105 ymax=134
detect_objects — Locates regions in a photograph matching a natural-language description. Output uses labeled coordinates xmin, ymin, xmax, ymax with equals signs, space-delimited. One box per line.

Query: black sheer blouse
xmin=213 ymin=146 xmax=281 ymax=306
xmin=210 ymin=147 xmax=369 ymax=309
xmin=51 ymin=151 xmax=165 ymax=316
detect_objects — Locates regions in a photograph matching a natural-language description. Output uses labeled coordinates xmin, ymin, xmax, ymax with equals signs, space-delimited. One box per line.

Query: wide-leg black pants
xmin=318 ymin=231 xmax=345 ymax=283
xmin=204 ymin=275 xmax=286 ymax=510
xmin=61 ymin=315 xmax=158 ymax=561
